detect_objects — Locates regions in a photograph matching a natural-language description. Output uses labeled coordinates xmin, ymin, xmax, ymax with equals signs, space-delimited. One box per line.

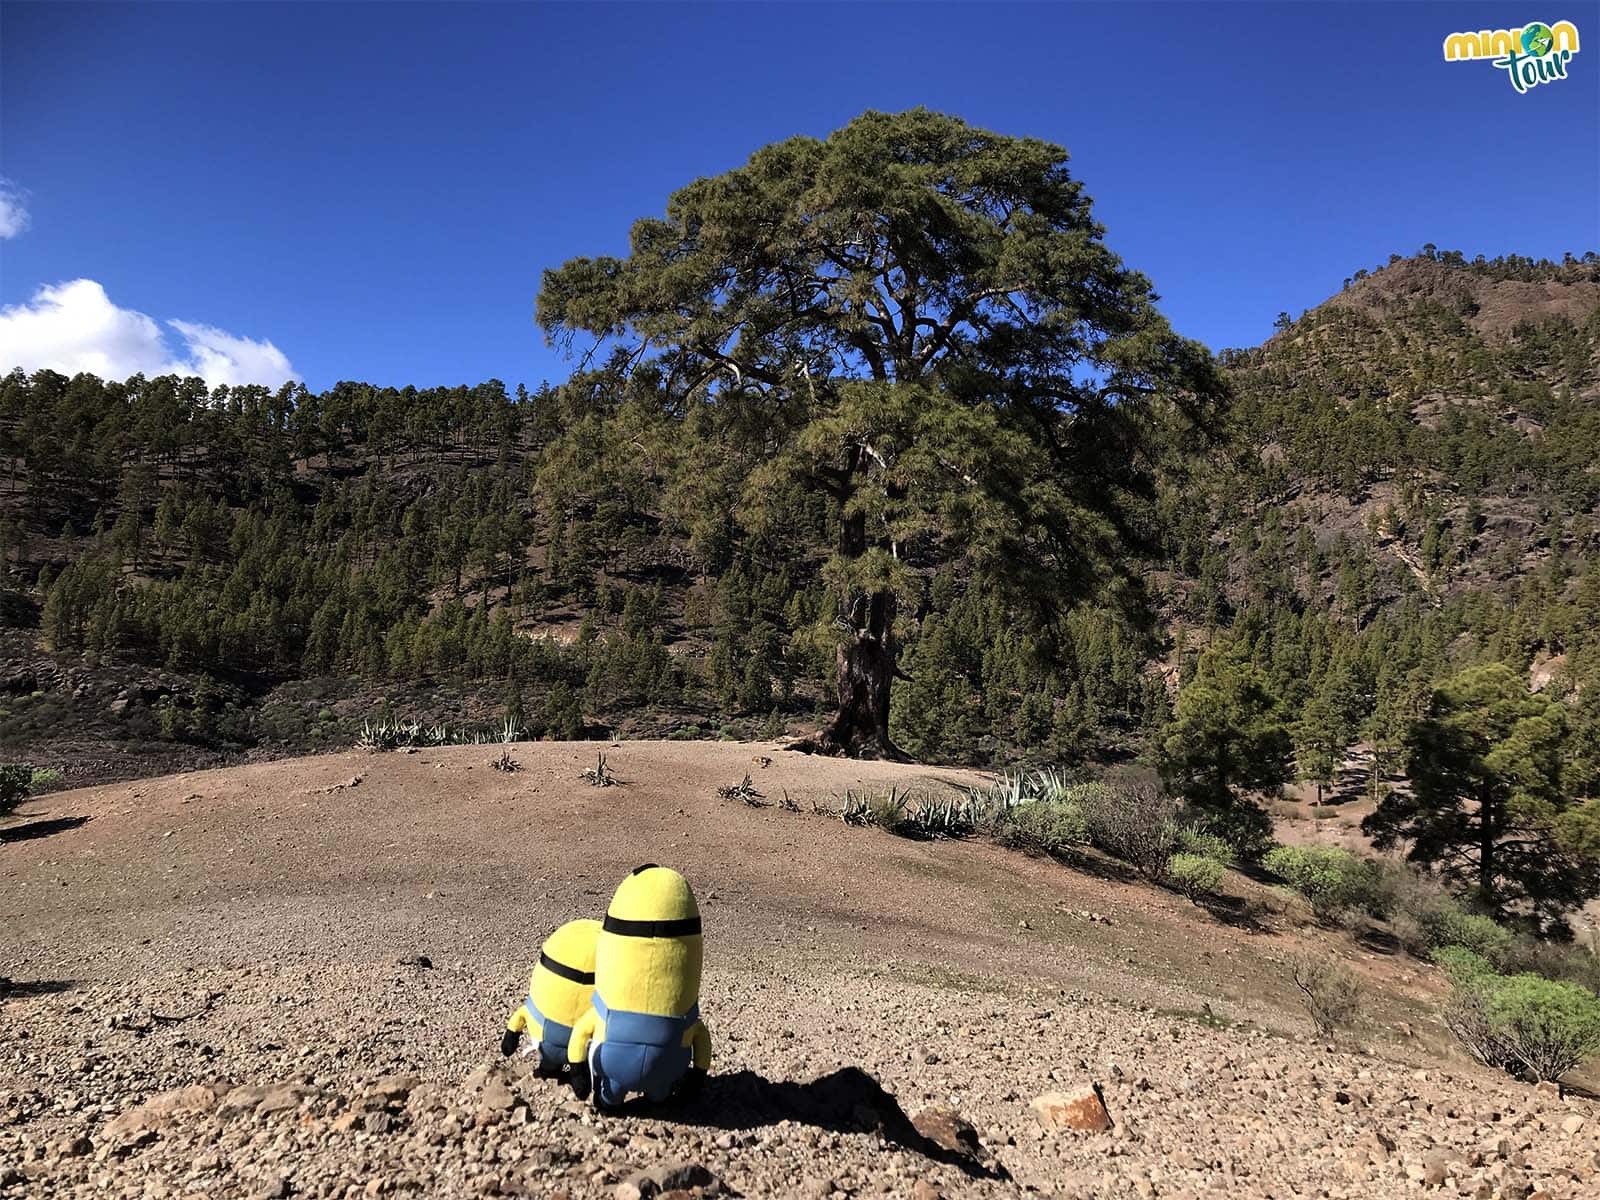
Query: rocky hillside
xmin=1174 ymin=253 xmax=1600 ymax=627
xmin=3 ymin=741 xmax=1597 ymax=1198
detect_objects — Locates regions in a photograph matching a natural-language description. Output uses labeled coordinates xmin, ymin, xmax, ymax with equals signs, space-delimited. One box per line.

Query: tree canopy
xmin=537 ymin=107 xmax=1225 ymax=754
xmin=1363 ymin=663 xmax=1600 ymax=928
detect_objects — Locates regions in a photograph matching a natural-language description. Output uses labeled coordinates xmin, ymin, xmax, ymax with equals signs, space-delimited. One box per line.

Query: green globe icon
xmin=1522 ymin=22 xmax=1554 ymax=56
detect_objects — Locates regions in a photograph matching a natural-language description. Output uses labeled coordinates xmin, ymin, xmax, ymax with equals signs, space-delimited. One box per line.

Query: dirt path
xmin=3 ymin=742 xmax=1596 ymax=1198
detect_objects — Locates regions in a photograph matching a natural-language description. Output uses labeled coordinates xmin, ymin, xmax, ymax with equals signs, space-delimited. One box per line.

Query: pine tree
xmin=1364 ymin=663 xmax=1600 ymax=928
xmin=538 ymin=108 xmax=1224 ymax=757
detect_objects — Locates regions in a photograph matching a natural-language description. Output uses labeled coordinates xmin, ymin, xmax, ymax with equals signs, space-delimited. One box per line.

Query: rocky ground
xmin=3 ymin=741 xmax=1598 ymax=1198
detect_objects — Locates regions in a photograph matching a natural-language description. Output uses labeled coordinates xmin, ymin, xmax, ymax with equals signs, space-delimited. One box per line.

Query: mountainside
xmin=2 ymin=252 xmax=1600 ymax=792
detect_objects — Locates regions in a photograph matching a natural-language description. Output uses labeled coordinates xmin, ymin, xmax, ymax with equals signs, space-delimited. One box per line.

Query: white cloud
xmin=0 ymin=180 xmax=29 ymax=239
xmin=0 ymin=278 xmax=298 ymax=389
xmin=167 ymin=319 xmax=297 ymax=389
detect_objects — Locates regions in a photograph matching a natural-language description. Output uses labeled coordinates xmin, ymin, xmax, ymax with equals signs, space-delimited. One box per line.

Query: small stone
xmin=911 ymin=1183 xmax=941 ymax=1200
xmin=259 ymin=1176 xmax=291 ymax=1200
xmin=622 ymin=1161 xmax=717 ymax=1198
xmin=911 ymin=1107 xmax=981 ymax=1156
xmin=1423 ymin=1149 xmax=1451 ymax=1187
xmin=219 ymin=1084 xmax=273 ymax=1116
xmin=479 ymin=1078 xmax=517 ymax=1112
xmin=368 ymin=1074 xmax=418 ymax=1103
xmin=101 ymin=1085 xmax=220 ymax=1144
xmin=254 ymin=1085 xmax=311 ymax=1117
xmin=1562 ymin=1115 xmax=1586 ymax=1136
xmin=1030 ymin=1085 xmax=1113 ymax=1133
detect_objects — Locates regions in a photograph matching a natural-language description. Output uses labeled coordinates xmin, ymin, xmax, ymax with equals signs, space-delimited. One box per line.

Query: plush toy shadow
xmin=0 ymin=977 xmax=75 ymax=1001
xmin=646 ymin=1065 xmax=1010 ymax=1181
xmin=0 ymin=814 xmax=90 ymax=844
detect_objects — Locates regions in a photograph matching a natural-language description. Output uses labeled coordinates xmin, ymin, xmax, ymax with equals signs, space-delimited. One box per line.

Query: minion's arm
xmin=503 ymin=1001 xmax=542 ymax=1057
xmin=566 ymin=1006 xmax=598 ymax=1100
xmin=686 ymin=1019 xmax=711 ymax=1071
xmin=567 ymin=1006 xmax=598 ymax=1065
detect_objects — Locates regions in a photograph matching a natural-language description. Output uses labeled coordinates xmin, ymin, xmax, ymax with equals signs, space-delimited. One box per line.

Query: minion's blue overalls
xmin=585 ymin=993 xmax=700 ymax=1107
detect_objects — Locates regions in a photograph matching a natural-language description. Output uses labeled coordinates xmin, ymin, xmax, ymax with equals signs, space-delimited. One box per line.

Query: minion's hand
xmin=569 ymin=1060 xmax=592 ymax=1101
xmin=500 ymin=1029 xmax=520 ymax=1058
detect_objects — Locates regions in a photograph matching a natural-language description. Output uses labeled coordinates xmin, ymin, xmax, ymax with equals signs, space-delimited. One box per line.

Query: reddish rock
xmin=911 ymin=1107 xmax=981 ymax=1156
xmin=1030 ymin=1085 xmax=1113 ymax=1133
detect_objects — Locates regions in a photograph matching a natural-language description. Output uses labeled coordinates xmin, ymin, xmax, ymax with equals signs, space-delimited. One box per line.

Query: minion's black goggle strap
xmin=603 ymin=914 xmax=703 ymax=938
xmin=538 ymin=951 xmax=596 ymax=985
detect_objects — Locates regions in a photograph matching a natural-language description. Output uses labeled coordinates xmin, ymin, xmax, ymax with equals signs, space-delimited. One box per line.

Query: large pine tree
xmin=537 ymin=108 xmax=1225 ymax=756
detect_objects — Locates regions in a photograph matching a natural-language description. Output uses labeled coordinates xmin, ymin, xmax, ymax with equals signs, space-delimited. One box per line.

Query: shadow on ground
xmin=0 ymin=978 xmax=75 ymax=1000
xmin=1 ymin=814 xmax=91 ymax=844
xmin=1196 ymin=892 xmax=1274 ymax=934
xmin=649 ymin=1066 xmax=1010 ymax=1180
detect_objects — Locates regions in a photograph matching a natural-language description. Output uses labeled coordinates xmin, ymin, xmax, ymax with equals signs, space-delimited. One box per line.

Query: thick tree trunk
xmin=795 ymin=456 xmax=910 ymax=760
xmin=821 ymin=627 xmax=897 ymax=757
xmin=1479 ymin=794 xmax=1498 ymax=912
xmin=813 ymin=588 xmax=907 ymax=760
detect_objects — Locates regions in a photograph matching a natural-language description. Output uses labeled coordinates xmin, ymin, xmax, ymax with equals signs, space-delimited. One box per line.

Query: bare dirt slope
xmin=3 ymin=742 xmax=1597 ymax=1199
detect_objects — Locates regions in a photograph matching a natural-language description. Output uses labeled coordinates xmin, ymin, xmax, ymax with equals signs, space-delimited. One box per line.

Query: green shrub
xmin=1438 ymin=954 xmax=1600 ymax=1082
xmin=1057 ymin=779 xmax=1116 ymax=811
xmin=1379 ymin=863 xmax=1458 ymax=945
xmin=1168 ymin=852 xmax=1226 ymax=902
xmin=1175 ymin=826 xmax=1235 ymax=866
xmin=1484 ymin=974 xmax=1600 ymax=1082
xmin=1264 ymin=845 xmax=1382 ymax=922
xmin=29 ymin=766 xmax=64 ymax=792
xmin=0 ymin=762 xmax=31 ymax=815
xmin=1505 ymin=940 xmax=1600 ymax=995
xmin=994 ymin=799 xmax=1089 ymax=856
xmin=1381 ymin=865 xmax=1515 ymax=965
xmin=1191 ymin=799 xmax=1277 ymax=863
xmin=1433 ymin=911 xmax=1516 ymax=966
xmin=1432 ymin=945 xmax=1495 ymax=983
xmin=1076 ymin=775 xmax=1178 ymax=880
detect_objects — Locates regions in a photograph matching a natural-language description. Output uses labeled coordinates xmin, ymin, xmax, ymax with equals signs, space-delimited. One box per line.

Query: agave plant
xmin=840 ymin=790 xmax=875 ymax=826
xmin=356 ymin=718 xmax=400 ymax=752
xmin=581 ymin=751 xmax=617 ymax=787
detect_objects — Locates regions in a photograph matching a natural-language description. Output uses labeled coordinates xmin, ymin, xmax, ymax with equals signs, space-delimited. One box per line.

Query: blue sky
xmin=1 ymin=1 xmax=1596 ymax=392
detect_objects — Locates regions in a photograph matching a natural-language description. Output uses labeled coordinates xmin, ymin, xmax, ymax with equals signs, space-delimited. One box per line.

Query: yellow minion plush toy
xmin=567 ymin=864 xmax=711 ymax=1109
xmin=500 ymin=918 xmax=602 ymax=1076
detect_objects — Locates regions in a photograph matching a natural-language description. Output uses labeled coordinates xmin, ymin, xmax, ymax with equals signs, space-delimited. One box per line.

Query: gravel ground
xmin=3 ymin=741 xmax=1597 ymax=1198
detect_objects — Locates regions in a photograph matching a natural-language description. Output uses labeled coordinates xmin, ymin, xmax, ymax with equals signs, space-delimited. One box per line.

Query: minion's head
xmin=595 ymin=864 xmax=703 ymax=1016
xmin=529 ymin=917 xmax=602 ymax=1029
xmin=606 ymin=863 xmax=700 ymax=927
